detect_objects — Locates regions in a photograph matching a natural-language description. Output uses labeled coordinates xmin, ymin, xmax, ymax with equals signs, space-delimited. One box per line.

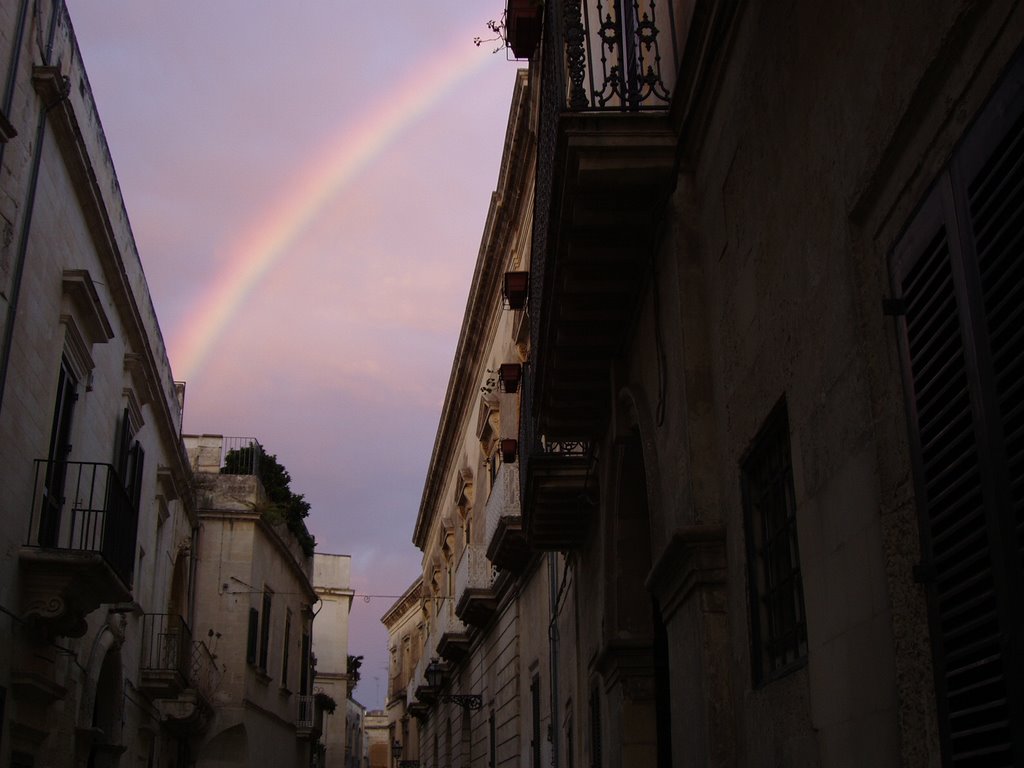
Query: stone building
xmin=0 ymin=3 xmax=196 ymax=766
xmin=362 ymin=710 xmax=390 ymax=768
xmin=313 ymin=552 xmax=355 ymax=768
xmin=403 ymin=1 xmax=1024 ymax=767
xmin=512 ymin=1 xmax=1024 ymax=767
xmin=185 ymin=434 xmax=323 ymax=768
xmin=402 ymin=70 xmax=564 ymax=768
xmin=380 ymin=578 xmax=423 ymax=766
xmin=345 ymin=697 xmax=365 ymax=768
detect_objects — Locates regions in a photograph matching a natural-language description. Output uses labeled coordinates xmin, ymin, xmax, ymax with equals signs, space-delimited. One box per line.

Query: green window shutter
xmin=246 ymin=607 xmax=259 ymax=665
xmin=891 ymin=49 xmax=1024 ymax=767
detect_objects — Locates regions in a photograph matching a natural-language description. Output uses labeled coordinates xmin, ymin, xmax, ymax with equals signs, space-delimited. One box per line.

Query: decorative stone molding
xmin=62 ymin=270 xmax=114 ymax=345
xmin=645 ymin=525 xmax=727 ymax=624
xmin=18 ymin=548 xmax=131 ymax=642
xmin=453 ymin=467 xmax=474 ymax=507
xmin=594 ymin=639 xmax=656 ymax=700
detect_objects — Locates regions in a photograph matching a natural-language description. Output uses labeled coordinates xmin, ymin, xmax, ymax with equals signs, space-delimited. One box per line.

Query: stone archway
xmin=595 ymin=423 xmax=672 ymax=768
xmin=85 ymin=645 xmax=125 ymax=768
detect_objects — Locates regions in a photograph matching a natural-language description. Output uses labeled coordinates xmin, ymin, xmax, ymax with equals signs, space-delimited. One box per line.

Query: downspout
xmin=0 ymin=0 xmax=65 ymax=416
xmin=0 ymin=0 xmax=31 ymax=141
xmin=548 ymin=552 xmax=560 ymax=768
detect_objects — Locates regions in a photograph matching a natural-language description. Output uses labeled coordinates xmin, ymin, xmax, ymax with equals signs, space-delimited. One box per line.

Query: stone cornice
xmin=32 ymin=63 xmax=191 ymax=489
xmin=645 ymin=525 xmax=727 ymax=623
xmin=413 ymin=69 xmax=534 ymax=550
xmin=381 ymin=577 xmax=424 ymax=629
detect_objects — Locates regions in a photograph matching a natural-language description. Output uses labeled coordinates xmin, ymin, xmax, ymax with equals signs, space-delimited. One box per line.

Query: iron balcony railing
xmin=28 ymin=460 xmax=140 ymax=587
xmin=141 ymin=613 xmax=192 ymax=685
xmin=219 ymin=437 xmax=263 ymax=476
xmin=562 ymin=0 xmax=679 ymax=112
xmin=297 ymin=694 xmax=316 ymax=728
xmin=190 ymin=639 xmax=221 ymax=702
xmin=484 ymin=461 xmax=521 ymax=550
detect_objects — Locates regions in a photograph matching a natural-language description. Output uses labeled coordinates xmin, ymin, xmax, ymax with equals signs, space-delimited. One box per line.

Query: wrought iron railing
xmin=297 ymin=694 xmax=316 ymax=728
xmin=27 ymin=460 xmax=140 ymax=586
xmin=564 ymin=0 xmax=678 ymax=111
xmin=484 ymin=461 xmax=522 ymax=550
xmin=455 ymin=543 xmax=497 ymax=602
xmin=189 ymin=639 xmax=220 ymax=701
xmin=219 ymin=437 xmax=263 ymax=476
xmin=141 ymin=613 xmax=192 ymax=684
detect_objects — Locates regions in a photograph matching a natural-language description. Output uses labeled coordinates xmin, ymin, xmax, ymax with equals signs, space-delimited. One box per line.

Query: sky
xmin=65 ymin=1 xmax=521 ymax=710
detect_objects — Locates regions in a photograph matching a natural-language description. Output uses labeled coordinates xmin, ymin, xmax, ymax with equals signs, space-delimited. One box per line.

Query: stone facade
xmin=403 ymin=2 xmax=1024 ymax=767
xmin=314 ymin=552 xmax=355 ymax=768
xmin=403 ymin=70 xmax=563 ymax=768
xmin=518 ymin=1 xmax=1024 ymax=767
xmin=381 ymin=578 xmax=423 ymax=767
xmin=185 ymin=434 xmax=321 ymax=768
xmin=0 ymin=4 xmax=195 ymax=767
xmin=362 ymin=710 xmax=389 ymax=768
xmin=345 ymin=697 xmax=365 ymax=768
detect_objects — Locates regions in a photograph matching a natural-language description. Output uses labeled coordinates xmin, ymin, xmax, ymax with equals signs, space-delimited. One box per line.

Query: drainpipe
xmin=548 ymin=552 xmax=560 ymax=768
xmin=0 ymin=0 xmax=65 ymax=416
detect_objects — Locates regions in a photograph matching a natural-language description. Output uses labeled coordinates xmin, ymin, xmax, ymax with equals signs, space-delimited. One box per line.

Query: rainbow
xmin=171 ymin=33 xmax=503 ymax=382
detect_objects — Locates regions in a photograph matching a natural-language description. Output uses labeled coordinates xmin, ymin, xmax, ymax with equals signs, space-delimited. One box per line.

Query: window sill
xmin=251 ymin=667 xmax=272 ymax=686
xmin=279 ymin=686 xmax=293 ymax=697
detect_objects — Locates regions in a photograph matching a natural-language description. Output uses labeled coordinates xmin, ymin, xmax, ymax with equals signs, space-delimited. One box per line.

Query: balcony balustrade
xmin=562 ymin=0 xmax=681 ymax=113
xmin=154 ymin=638 xmax=219 ymax=735
xmin=484 ymin=462 xmax=531 ymax=572
xmin=434 ymin=602 xmax=470 ymax=663
xmin=528 ymin=1 xmax=680 ymax=441
xmin=19 ymin=460 xmax=139 ymax=639
xmin=296 ymin=694 xmax=322 ymax=740
xmin=140 ymin=613 xmax=192 ymax=698
xmin=454 ymin=544 xmax=498 ymax=628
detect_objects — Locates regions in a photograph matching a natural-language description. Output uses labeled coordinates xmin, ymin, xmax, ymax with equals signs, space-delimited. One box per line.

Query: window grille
xmin=742 ymin=400 xmax=807 ymax=683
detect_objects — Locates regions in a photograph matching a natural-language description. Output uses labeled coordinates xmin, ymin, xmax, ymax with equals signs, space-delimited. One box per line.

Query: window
xmin=39 ymin=358 xmax=78 ymax=546
xmin=489 ymin=708 xmax=496 ymax=768
xmin=113 ymin=406 xmax=145 ymax=512
xmin=246 ymin=607 xmax=259 ymax=665
xmin=742 ymin=399 xmax=806 ymax=684
xmin=281 ymin=609 xmax=292 ymax=688
xmin=258 ymin=589 xmax=272 ymax=672
xmin=531 ymin=673 xmax=542 ymax=767
xmin=300 ymin=630 xmax=311 ymax=694
xmin=890 ymin=48 xmax=1024 ymax=765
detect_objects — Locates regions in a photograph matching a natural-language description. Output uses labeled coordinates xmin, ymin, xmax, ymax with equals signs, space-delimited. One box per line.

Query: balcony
xmin=140 ymin=614 xmax=192 ymax=698
xmin=484 ymin=462 xmax=531 ymax=572
xmin=529 ymin=0 xmax=684 ymax=439
xmin=19 ymin=461 xmax=139 ymax=639
xmin=412 ymin=652 xmax=437 ymax=704
xmin=155 ymin=638 xmax=219 ymax=736
xmin=521 ymin=361 xmax=598 ymax=552
xmin=296 ymin=694 xmax=323 ymax=740
xmin=454 ymin=544 xmax=497 ymax=628
xmin=435 ymin=604 xmax=470 ymax=663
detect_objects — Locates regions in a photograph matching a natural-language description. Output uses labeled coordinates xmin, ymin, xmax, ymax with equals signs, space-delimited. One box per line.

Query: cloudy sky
xmin=65 ymin=1 xmax=521 ymax=709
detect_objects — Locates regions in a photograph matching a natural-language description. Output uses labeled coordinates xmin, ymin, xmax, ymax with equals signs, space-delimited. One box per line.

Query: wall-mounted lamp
xmin=425 ymin=659 xmax=482 ymax=710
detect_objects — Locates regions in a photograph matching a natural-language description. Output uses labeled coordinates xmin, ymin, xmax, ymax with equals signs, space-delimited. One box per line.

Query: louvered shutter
xmin=891 ymin=51 xmax=1024 ymax=768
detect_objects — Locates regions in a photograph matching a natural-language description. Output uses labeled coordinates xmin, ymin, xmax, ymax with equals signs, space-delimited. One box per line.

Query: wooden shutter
xmin=246 ymin=607 xmax=259 ymax=665
xmin=891 ymin=50 xmax=1024 ymax=768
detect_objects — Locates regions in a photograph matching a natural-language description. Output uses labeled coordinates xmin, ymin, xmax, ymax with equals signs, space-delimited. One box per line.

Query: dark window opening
xmin=742 ymin=399 xmax=807 ymax=684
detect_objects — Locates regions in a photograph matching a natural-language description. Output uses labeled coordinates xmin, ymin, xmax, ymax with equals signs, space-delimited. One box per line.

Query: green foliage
xmin=314 ymin=691 xmax=337 ymax=714
xmin=347 ymin=654 xmax=363 ymax=693
xmin=223 ymin=443 xmax=316 ymax=557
